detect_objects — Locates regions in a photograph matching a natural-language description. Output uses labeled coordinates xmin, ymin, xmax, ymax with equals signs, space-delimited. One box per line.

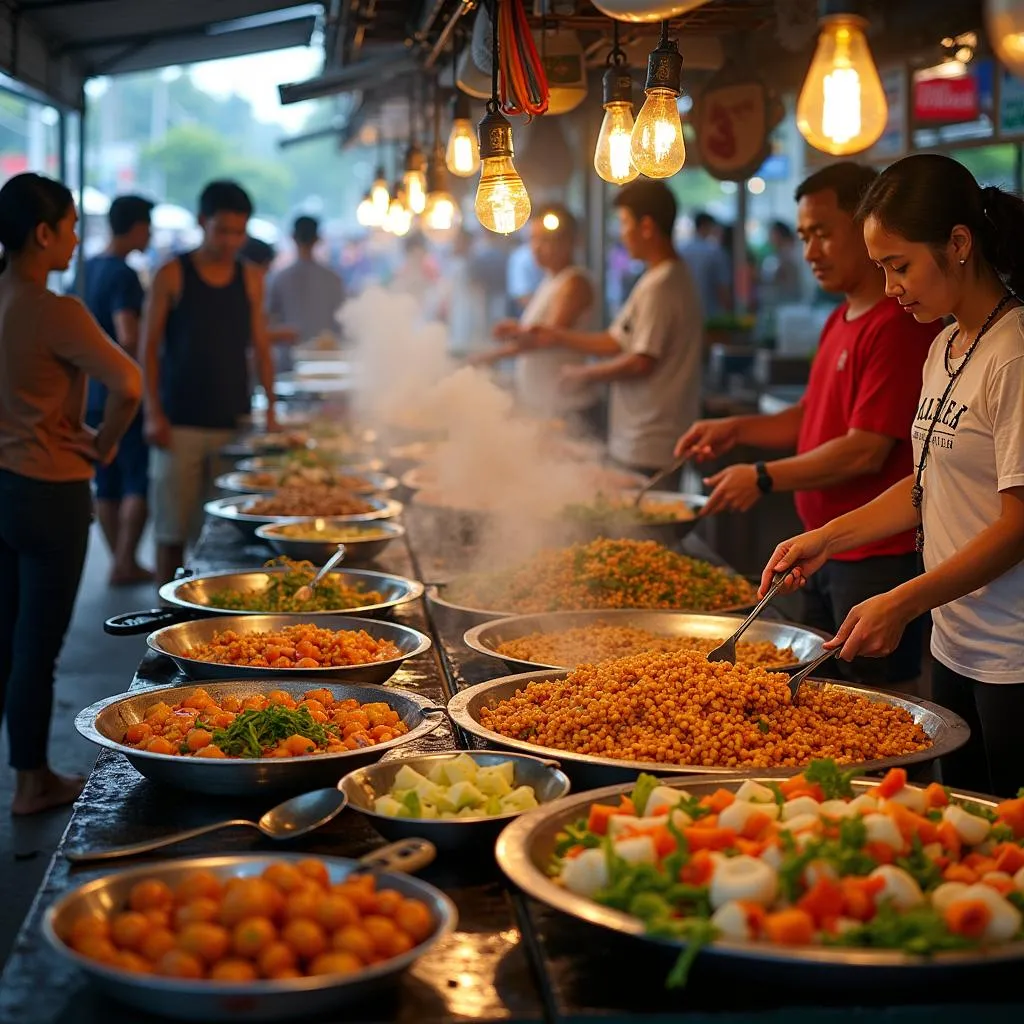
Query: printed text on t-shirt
xmin=912 ymin=394 xmax=969 ymax=450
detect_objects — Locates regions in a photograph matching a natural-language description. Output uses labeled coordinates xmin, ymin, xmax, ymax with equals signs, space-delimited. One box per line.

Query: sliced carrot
xmin=865 ymin=842 xmax=897 ymax=865
xmin=943 ymin=863 xmax=978 ymax=885
xmin=739 ymin=811 xmax=774 ymax=841
xmin=884 ymin=800 xmax=938 ymax=844
xmin=763 ymin=908 xmax=815 ymax=946
xmin=563 ymin=846 xmax=587 ymax=859
xmin=683 ymin=826 xmax=738 ymax=852
xmin=784 ymin=786 xmax=825 ymax=803
xmin=980 ymin=874 xmax=1015 ymax=896
xmin=738 ymin=901 xmax=767 ymax=938
xmin=698 ymin=789 xmax=736 ymax=814
xmin=734 ymin=837 xmax=767 ymax=858
xmin=963 ymin=853 xmax=997 ymax=875
xmin=993 ymin=843 xmax=1024 ymax=876
xmin=877 ymin=768 xmax=908 ymax=800
xmin=629 ymin=825 xmax=678 ymax=860
xmin=679 ymin=849 xmax=714 ymax=886
xmin=619 ymin=796 xmax=636 ymax=815
xmin=586 ymin=804 xmax=617 ymax=836
xmin=689 ymin=813 xmax=720 ymax=830
xmin=779 ymin=775 xmax=808 ymax=796
xmin=923 ymin=782 xmax=949 ymax=809
xmin=797 ymin=877 xmax=846 ymax=926
xmin=995 ymin=797 xmax=1024 ymax=839
xmin=936 ymin=821 xmax=962 ymax=858
xmin=944 ymin=899 xmax=991 ymax=939
xmin=840 ymin=876 xmax=885 ymax=922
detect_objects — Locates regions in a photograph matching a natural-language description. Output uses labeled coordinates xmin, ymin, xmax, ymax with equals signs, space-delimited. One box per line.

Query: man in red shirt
xmin=675 ymin=163 xmax=939 ymax=685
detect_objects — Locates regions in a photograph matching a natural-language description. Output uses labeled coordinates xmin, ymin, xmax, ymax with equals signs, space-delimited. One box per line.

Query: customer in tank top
xmin=472 ymin=205 xmax=597 ymax=424
xmin=763 ymin=154 xmax=1024 ymax=796
xmin=140 ymin=180 xmax=277 ymax=585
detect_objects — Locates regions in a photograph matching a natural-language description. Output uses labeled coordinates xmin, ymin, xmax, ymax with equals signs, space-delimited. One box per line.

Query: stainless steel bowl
xmin=159 ymin=566 xmax=424 ymax=620
xmin=339 ymin=751 xmax=571 ymax=853
xmin=447 ymin=669 xmax=969 ymax=789
xmin=553 ymin=491 xmax=707 ymax=545
xmin=143 ymin=613 xmax=432 ymax=683
xmin=44 ymin=853 xmax=457 ymax=1021
xmin=236 ymin=455 xmax=387 ymax=475
xmin=215 ymin=470 xmax=399 ymax=496
xmin=495 ymin=777 xmax=1023 ymax=979
xmin=76 ymin=679 xmax=445 ymax=795
xmin=205 ymin=495 xmax=403 ymax=541
xmin=255 ymin=520 xmax=406 ymax=566
xmin=464 ymin=610 xmax=828 ymax=674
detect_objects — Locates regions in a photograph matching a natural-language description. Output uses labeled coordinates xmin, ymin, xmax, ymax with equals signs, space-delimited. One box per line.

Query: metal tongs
xmin=293 ymin=543 xmax=346 ymax=603
xmin=632 ymin=455 xmax=688 ymax=507
xmin=706 ymin=570 xmax=791 ymax=664
xmin=787 ymin=649 xmax=839 ymax=704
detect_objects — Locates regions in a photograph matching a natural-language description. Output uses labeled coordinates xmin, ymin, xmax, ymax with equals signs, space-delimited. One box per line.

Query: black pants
xmin=801 ymin=553 xmax=924 ymax=687
xmin=931 ymin=662 xmax=1024 ymax=798
xmin=0 ymin=471 xmax=91 ymax=770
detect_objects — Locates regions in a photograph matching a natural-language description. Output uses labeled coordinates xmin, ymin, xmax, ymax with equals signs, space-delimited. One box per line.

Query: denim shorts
xmin=85 ymin=410 xmax=149 ymax=501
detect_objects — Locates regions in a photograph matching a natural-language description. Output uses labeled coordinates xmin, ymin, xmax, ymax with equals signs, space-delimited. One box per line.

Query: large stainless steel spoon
xmin=787 ymin=649 xmax=839 ymax=705
xmin=632 ymin=455 xmax=688 ymax=507
xmin=64 ymin=787 xmax=348 ymax=863
xmin=706 ymin=571 xmax=790 ymax=664
xmin=293 ymin=543 xmax=346 ymax=603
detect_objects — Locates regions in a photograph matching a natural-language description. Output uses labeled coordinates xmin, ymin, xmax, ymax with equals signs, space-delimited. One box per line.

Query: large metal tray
xmin=214 ymin=470 xmax=399 ymax=497
xmin=76 ymin=679 xmax=444 ymax=795
xmin=495 ymin=776 xmax=1023 ymax=980
xmin=463 ymin=610 xmax=828 ymax=674
xmin=45 ymin=853 xmax=456 ymax=1020
xmin=447 ymin=670 xmax=969 ymax=789
xmin=204 ymin=494 xmax=403 ymax=541
xmin=235 ymin=455 xmax=387 ymax=475
xmin=141 ymin=613 xmax=432 ymax=684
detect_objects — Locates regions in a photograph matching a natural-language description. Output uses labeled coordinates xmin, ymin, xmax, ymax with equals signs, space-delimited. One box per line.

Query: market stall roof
xmin=0 ymin=0 xmax=321 ymax=109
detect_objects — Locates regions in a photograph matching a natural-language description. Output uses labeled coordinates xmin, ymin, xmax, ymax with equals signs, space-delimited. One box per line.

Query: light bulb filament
xmin=822 ymin=67 xmax=861 ymax=145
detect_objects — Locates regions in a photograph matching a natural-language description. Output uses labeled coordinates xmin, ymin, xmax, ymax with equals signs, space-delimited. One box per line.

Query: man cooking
xmin=675 ymin=163 xmax=938 ymax=686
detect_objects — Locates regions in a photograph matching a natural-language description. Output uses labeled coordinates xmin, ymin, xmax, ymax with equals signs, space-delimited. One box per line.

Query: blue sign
xmin=756 ymin=153 xmax=790 ymax=181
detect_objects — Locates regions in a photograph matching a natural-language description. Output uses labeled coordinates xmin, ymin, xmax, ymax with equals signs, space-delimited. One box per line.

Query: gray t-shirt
xmin=679 ymin=237 xmax=730 ymax=319
xmin=267 ymin=258 xmax=345 ymax=345
xmin=607 ymin=258 xmax=703 ymax=468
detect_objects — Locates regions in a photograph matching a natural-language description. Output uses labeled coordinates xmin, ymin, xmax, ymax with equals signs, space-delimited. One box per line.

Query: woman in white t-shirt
xmin=759 ymin=154 xmax=1024 ymax=796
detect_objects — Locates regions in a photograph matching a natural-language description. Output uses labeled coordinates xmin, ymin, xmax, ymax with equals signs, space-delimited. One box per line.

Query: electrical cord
xmin=496 ymin=0 xmax=549 ymax=117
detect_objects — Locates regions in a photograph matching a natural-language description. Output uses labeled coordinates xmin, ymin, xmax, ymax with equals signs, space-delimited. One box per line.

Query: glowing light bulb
xmin=474 ymin=110 xmax=530 ymax=234
xmin=383 ymin=186 xmax=408 ymax=235
xmin=446 ymin=118 xmax=481 ymax=177
xmin=796 ymin=13 xmax=887 ymax=156
xmin=595 ymin=102 xmax=639 ymax=184
xmin=370 ymin=170 xmax=390 ymax=221
xmin=423 ymin=192 xmax=461 ymax=242
xmin=987 ymin=0 xmax=1024 ymax=76
xmin=356 ymin=192 xmax=379 ymax=227
xmin=630 ymin=88 xmax=686 ymax=177
xmin=403 ymin=170 xmax=427 ymax=215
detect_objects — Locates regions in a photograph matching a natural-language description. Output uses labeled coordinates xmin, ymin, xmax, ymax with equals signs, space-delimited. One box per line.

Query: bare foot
xmin=109 ymin=565 xmax=155 ymax=587
xmin=12 ymin=769 xmax=85 ymax=816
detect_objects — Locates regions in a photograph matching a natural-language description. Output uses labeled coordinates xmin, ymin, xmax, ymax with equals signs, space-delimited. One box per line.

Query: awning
xmin=0 ymin=1 xmax=322 ymax=109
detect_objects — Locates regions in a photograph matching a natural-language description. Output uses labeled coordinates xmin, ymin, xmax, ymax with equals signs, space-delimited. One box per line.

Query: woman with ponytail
xmin=0 ymin=173 xmax=141 ymax=814
xmin=760 ymin=153 xmax=1024 ymax=796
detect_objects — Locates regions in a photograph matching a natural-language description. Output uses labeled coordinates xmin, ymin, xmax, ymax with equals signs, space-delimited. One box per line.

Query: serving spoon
xmin=706 ymin=571 xmax=791 ymax=664
xmin=293 ymin=543 xmax=346 ymax=603
xmin=632 ymin=455 xmax=688 ymax=507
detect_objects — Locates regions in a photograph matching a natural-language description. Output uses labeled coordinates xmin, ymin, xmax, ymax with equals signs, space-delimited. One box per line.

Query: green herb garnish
xmin=630 ymin=773 xmax=660 ymax=817
xmin=552 ymin=819 xmax=601 ymax=859
xmin=211 ymin=705 xmax=334 ymax=758
xmin=895 ymin=835 xmax=944 ymax=893
xmin=804 ymin=758 xmax=858 ymax=800
xmin=825 ymin=902 xmax=975 ymax=955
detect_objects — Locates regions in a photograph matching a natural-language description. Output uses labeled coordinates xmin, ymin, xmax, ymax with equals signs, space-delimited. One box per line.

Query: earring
xmin=959 ymin=258 xmax=966 ymax=265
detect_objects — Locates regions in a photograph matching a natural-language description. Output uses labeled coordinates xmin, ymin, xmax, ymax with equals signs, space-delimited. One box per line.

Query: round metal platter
xmin=235 ymin=455 xmax=387 ymax=475
xmin=463 ymin=609 xmax=828 ymax=674
xmin=159 ymin=566 xmax=423 ymax=620
xmin=204 ymin=495 xmax=403 ymax=540
xmin=495 ymin=776 xmax=1024 ymax=978
xmin=446 ymin=670 xmax=970 ymax=789
xmin=143 ymin=612 xmax=431 ymax=683
xmin=214 ymin=470 xmax=399 ymax=497
xmin=76 ymin=678 xmax=444 ymax=795
xmin=44 ymin=853 xmax=456 ymax=1020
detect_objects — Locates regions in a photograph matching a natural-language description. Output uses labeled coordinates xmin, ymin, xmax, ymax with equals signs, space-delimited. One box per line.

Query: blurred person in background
xmin=506 ymin=234 xmax=544 ymax=315
xmin=142 ymin=180 xmax=276 ymax=586
xmin=267 ymin=216 xmax=345 ymax=359
xmin=84 ymin=194 xmax=154 ymax=586
xmin=761 ymin=220 xmax=804 ymax=304
xmin=444 ymin=229 xmax=492 ymax=359
xmin=678 ymin=163 xmax=938 ymax=688
xmin=472 ymin=205 xmax=599 ymax=427
xmin=524 ymin=181 xmax=702 ymax=486
xmin=242 ymin=236 xmax=299 ymax=366
xmin=0 ymin=174 xmax=141 ymax=813
xmin=681 ymin=211 xmax=731 ymax=320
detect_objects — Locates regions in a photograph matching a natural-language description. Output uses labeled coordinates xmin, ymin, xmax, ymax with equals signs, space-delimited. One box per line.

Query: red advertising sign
xmin=913 ymin=74 xmax=979 ymax=123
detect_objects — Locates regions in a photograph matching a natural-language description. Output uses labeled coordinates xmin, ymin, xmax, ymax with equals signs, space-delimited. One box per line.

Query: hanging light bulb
xmin=987 ymin=0 xmax=1024 ymax=77
xmin=796 ymin=3 xmax=887 ymax=155
xmin=423 ymin=159 xmax=461 ymax=243
xmin=446 ymin=93 xmax=482 ymax=177
xmin=383 ymin=181 xmax=409 ymax=235
xmin=356 ymin=191 xmax=380 ymax=228
xmin=630 ymin=21 xmax=686 ymax=179
xmin=370 ymin=164 xmax=390 ymax=221
xmin=402 ymin=142 xmax=427 ymax=216
xmin=594 ymin=31 xmax=639 ymax=185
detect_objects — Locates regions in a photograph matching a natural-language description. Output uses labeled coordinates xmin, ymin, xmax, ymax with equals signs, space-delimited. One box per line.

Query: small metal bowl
xmin=256 ymin=520 xmax=406 ymax=565
xmin=215 ymin=471 xmax=399 ymax=497
xmin=76 ymin=679 xmax=445 ymax=795
xmin=44 ymin=853 xmax=457 ymax=1022
xmin=338 ymin=750 xmax=571 ymax=853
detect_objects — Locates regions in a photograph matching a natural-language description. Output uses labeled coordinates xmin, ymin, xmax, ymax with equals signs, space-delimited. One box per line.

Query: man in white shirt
xmin=524 ymin=181 xmax=702 ymax=483
xmin=267 ymin=216 xmax=345 ymax=366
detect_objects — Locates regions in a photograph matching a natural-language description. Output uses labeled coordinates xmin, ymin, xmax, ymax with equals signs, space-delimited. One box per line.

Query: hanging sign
xmin=999 ymin=66 xmax=1024 ymax=136
xmin=695 ymin=69 xmax=784 ymax=181
xmin=913 ymin=74 xmax=980 ymax=123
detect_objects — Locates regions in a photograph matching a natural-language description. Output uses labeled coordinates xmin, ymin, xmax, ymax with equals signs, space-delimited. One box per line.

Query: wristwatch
xmin=754 ymin=461 xmax=774 ymax=495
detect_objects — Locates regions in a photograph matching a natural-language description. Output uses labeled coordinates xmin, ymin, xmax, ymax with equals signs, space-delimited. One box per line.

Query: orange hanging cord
xmin=496 ymin=0 xmax=549 ymax=117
